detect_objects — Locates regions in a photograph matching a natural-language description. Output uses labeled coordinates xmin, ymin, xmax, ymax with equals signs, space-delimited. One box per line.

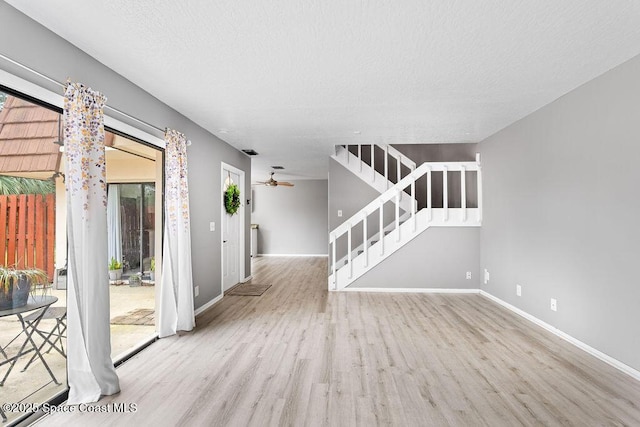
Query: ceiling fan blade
xmin=278 ymin=181 xmax=295 ymax=187
xmin=255 ymin=181 xmax=268 ymax=184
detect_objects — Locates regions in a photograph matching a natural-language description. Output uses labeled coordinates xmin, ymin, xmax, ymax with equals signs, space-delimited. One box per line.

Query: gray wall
xmin=480 ymin=54 xmax=640 ymax=371
xmin=0 ymin=3 xmax=251 ymax=310
xmin=350 ymin=227 xmax=480 ymax=289
xmin=251 ymin=180 xmax=328 ymax=255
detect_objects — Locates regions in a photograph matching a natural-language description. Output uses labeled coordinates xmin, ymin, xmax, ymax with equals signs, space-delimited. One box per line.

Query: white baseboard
xmin=479 ymin=290 xmax=640 ymax=382
xmin=340 ymin=287 xmax=480 ymax=294
xmin=241 ymin=275 xmax=252 ymax=283
xmin=257 ymin=254 xmax=328 ymax=257
xmin=194 ymin=294 xmax=223 ymax=316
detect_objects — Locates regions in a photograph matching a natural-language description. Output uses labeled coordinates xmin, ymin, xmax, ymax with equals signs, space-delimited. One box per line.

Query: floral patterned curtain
xmin=64 ymin=82 xmax=120 ymax=403
xmin=159 ymin=129 xmax=195 ymax=337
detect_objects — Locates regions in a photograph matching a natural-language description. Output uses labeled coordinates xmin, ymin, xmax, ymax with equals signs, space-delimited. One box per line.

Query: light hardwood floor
xmin=39 ymin=256 xmax=640 ymax=426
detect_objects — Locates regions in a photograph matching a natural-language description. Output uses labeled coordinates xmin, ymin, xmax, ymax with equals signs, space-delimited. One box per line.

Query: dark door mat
xmin=226 ymin=283 xmax=271 ymax=296
xmin=110 ymin=308 xmax=155 ymax=326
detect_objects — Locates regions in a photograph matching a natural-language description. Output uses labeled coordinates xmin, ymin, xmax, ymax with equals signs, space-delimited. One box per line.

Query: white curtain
xmin=158 ymin=129 xmax=195 ymax=338
xmin=64 ymin=82 xmax=120 ymax=404
xmin=107 ymin=184 xmax=122 ymax=264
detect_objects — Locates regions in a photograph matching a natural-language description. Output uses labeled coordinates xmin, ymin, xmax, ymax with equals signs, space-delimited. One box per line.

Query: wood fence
xmin=0 ymin=194 xmax=55 ymax=281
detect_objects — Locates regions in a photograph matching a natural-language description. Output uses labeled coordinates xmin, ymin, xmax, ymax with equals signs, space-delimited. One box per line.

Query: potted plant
xmin=108 ymin=257 xmax=123 ymax=281
xmin=129 ymin=272 xmax=142 ymax=287
xmin=149 ymin=257 xmax=155 ymax=282
xmin=0 ymin=266 xmax=48 ymax=310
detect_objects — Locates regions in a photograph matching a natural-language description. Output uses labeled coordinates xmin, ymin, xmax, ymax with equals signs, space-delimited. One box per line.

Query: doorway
xmin=109 ymin=182 xmax=156 ymax=278
xmin=221 ymin=163 xmax=245 ymax=292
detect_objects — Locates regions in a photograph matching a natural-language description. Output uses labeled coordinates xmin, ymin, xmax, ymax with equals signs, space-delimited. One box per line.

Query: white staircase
xmin=329 ymin=155 xmax=482 ymax=290
xmin=333 ymin=144 xmax=417 ymax=213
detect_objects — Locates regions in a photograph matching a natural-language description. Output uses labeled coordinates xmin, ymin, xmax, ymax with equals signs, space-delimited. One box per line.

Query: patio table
xmin=0 ymin=296 xmax=60 ymax=389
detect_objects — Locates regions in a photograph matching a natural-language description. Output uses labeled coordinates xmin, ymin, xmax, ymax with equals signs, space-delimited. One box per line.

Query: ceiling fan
xmin=256 ymin=172 xmax=294 ymax=187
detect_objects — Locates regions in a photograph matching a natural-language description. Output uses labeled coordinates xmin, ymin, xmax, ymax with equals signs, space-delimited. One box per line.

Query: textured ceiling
xmin=6 ymin=0 xmax=640 ymax=180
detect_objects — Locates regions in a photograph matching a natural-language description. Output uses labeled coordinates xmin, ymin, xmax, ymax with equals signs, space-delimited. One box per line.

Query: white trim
xmin=340 ymin=287 xmax=481 ymax=294
xmin=0 ymin=68 xmax=62 ymax=107
xmin=194 ymin=293 xmax=224 ymax=316
xmin=113 ymin=334 xmax=159 ymax=364
xmin=104 ymin=115 xmax=165 ymax=149
xmin=479 ymin=290 xmax=640 ymax=382
xmin=221 ymin=162 xmax=246 ymax=294
xmin=258 ymin=254 xmax=329 ymax=257
xmin=241 ymin=275 xmax=253 ymax=283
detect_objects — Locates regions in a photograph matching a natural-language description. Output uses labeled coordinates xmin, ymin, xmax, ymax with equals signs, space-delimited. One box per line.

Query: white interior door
xmin=223 ymin=169 xmax=240 ymax=291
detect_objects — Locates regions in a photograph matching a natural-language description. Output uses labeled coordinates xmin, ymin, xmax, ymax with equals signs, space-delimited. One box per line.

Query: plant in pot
xmin=149 ymin=257 xmax=155 ymax=282
xmin=108 ymin=257 xmax=123 ymax=281
xmin=0 ymin=266 xmax=48 ymax=310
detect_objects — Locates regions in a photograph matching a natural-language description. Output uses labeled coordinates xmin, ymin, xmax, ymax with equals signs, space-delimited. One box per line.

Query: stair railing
xmin=329 ymin=154 xmax=481 ymax=288
xmin=342 ymin=144 xmax=417 ymax=185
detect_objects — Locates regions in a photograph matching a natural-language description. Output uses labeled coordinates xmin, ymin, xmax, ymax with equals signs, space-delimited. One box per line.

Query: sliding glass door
xmin=117 ymin=183 xmax=156 ymax=278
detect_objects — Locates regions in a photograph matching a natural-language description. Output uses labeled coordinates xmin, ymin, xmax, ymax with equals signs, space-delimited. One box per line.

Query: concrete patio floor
xmin=0 ymin=284 xmax=155 ymax=425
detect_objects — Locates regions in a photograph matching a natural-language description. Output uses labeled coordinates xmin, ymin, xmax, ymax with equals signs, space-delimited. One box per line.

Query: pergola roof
xmin=0 ymin=96 xmax=61 ymax=179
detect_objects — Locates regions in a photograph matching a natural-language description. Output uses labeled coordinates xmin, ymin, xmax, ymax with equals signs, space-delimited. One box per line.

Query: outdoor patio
xmin=0 ymin=284 xmax=155 ymax=425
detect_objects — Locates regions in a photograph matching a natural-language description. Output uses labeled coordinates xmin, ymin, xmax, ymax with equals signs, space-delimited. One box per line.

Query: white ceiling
xmin=7 ymin=1 xmax=640 ymax=181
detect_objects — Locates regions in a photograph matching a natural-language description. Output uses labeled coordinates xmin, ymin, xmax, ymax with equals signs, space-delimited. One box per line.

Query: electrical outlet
xmin=195 ymin=286 xmax=200 ymax=297
xmin=466 ymin=272 xmax=472 ymax=280
xmin=337 ymin=210 xmax=343 ymax=217
xmin=550 ymin=298 xmax=557 ymax=312
xmin=483 ymin=269 xmax=490 ymax=284
xmin=516 ymin=284 xmax=522 ymax=297
xmin=209 ymin=222 xmax=215 ymax=232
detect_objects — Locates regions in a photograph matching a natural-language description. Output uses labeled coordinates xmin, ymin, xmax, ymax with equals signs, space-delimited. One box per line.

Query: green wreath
xmin=224 ymin=183 xmax=241 ymax=215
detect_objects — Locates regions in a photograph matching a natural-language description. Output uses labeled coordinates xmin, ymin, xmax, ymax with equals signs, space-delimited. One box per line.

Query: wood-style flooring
xmin=40 ymin=256 xmax=640 ymax=426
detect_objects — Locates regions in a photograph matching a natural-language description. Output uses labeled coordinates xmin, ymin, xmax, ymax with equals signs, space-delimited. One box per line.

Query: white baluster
xmin=461 ymin=166 xmax=466 ymax=222
xmin=371 ymin=144 xmax=375 ymax=182
xmin=347 ymin=224 xmax=352 ymax=279
xmin=397 ymin=156 xmax=401 ymax=184
xmin=358 ymin=145 xmax=362 ymax=172
xmin=331 ymin=234 xmax=336 ymax=289
xmin=411 ymin=177 xmax=416 ymax=232
xmin=477 ymin=153 xmax=483 ymax=223
xmin=443 ymin=166 xmax=448 ymax=221
xmin=363 ymin=216 xmax=368 ymax=267
xmin=379 ymin=202 xmax=384 ymax=256
xmin=427 ymin=168 xmax=432 ymax=221
xmin=395 ymin=191 xmax=401 ymax=242
xmin=384 ymin=145 xmax=389 ymax=189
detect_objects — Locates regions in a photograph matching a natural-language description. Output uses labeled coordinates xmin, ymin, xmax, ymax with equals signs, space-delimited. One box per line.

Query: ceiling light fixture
xmin=241 ymin=149 xmax=259 ymax=156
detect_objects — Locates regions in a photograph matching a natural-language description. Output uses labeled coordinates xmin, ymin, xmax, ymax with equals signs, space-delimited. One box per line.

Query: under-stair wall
xmin=347 ymin=226 xmax=480 ymax=290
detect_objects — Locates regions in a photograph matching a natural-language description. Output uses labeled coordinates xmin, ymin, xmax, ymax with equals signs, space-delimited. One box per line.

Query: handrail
xmin=330 ymin=160 xmax=479 ymax=241
xmin=385 ymin=144 xmax=417 ymax=171
xmin=342 ymin=143 xmax=417 ymax=179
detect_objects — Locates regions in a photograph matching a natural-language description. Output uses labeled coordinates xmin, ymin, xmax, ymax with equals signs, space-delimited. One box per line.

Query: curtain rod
xmin=0 ymin=53 xmax=165 ymax=135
